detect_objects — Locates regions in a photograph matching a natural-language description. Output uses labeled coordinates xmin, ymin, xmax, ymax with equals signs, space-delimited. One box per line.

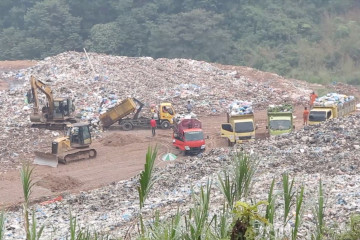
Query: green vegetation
xmin=0 ymin=211 xmax=4 ymax=240
xmin=1 ymin=0 xmax=360 ymax=85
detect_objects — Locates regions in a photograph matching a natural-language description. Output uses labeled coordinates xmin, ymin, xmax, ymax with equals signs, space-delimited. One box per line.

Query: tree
xmin=24 ymin=0 xmax=82 ymax=58
xmin=147 ymin=9 xmax=234 ymax=63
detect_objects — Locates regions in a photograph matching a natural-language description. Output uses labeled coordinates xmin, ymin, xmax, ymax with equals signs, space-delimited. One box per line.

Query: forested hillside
xmin=0 ymin=0 xmax=360 ymax=84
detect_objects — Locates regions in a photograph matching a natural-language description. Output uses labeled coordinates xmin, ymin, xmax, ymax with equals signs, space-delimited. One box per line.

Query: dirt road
xmin=0 ymin=109 xmax=305 ymax=209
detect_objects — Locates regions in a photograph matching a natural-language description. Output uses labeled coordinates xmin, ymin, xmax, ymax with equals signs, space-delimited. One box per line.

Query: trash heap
xmin=0 ymin=51 xmax=315 ymax=169
xmin=228 ymin=100 xmax=253 ymax=116
xmin=267 ymin=103 xmax=293 ymax=113
xmin=4 ymin=113 xmax=360 ymax=238
xmin=314 ymin=93 xmax=355 ymax=107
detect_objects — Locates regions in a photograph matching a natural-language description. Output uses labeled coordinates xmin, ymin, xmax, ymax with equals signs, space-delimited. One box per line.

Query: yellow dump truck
xmin=99 ymin=98 xmax=175 ymax=130
xmin=221 ymin=113 xmax=256 ymax=146
xmin=309 ymin=94 xmax=356 ymax=125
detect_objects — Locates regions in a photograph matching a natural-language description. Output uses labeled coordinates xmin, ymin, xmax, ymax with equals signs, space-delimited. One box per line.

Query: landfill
xmin=314 ymin=93 xmax=355 ymax=107
xmin=2 ymin=114 xmax=360 ymax=238
xmin=0 ymin=51 xmax=315 ymax=171
xmin=228 ymin=100 xmax=253 ymax=116
xmin=267 ymin=103 xmax=293 ymax=112
xmin=1 ymin=52 xmax=360 ymax=238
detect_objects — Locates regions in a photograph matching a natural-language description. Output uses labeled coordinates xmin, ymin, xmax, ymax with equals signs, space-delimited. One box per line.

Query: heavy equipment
xmin=266 ymin=104 xmax=294 ymax=136
xmin=309 ymin=93 xmax=356 ymax=125
xmin=172 ymin=114 xmax=205 ymax=155
xmin=99 ymin=98 xmax=175 ymax=130
xmin=34 ymin=123 xmax=97 ymax=167
xmin=29 ymin=75 xmax=76 ymax=130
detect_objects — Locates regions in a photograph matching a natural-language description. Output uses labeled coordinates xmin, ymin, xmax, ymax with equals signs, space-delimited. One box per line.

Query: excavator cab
xmin=67 ymin=123 xmax=92 ymax=148
xmin=53 ymin=98 xmax=75 ymax=119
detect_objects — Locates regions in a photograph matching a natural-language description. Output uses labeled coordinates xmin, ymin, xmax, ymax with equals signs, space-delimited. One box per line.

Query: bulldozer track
xmin=59 ymin=148 xmax=97 ymax=164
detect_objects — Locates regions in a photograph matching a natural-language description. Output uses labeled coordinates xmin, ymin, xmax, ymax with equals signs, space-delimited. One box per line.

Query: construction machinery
xmin=172 ymin=114 xmax=205 ymax=155
xmin=99 ymin=98 xmax=175 ymax=130
xmin=34 ymin=123 xmax=97 ymax=167
xmin=29 ymin=75 xmax=76 ymax=130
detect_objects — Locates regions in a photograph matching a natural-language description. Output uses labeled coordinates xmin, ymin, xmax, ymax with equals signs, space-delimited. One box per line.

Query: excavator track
xmin=58 ymin=148 xmax=97 ymax=164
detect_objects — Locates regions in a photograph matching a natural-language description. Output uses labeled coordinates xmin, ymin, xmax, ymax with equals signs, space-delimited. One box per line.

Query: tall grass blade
xmin=29 ymin=209 xmax=45 ymax=240
xmin=313 ymin=179 xmax=325 ymax=240
xmin=265 ymin=178 xmax=276 ymax=239
xmin=233 ymin=152 xmax=257 ymax=201
xmin=292 ymin=185 xmax=304 ymax=240
xmin=0 ymin=211 xmax=5 ymax=240
xmin=282 ymin=173 xmax=295 ymax=225
xmin=184 ymin=180 xmax=212 ymax=240
xmin=218 ymin=171 xmax=235 ymax=209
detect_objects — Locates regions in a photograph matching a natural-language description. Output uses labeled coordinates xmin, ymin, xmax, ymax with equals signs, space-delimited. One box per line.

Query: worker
xmin=303 ymin=107 xmax=309 ymax=125
xmin=150 ymin=117 xmax=157 ymax=136
xmin=186 ymin=100 xmax=193 ymax=113
xmin=310 ymin=91 xmax=318 ymax=109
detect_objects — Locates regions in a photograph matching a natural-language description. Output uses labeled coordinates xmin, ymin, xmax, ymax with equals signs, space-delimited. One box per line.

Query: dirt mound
xmin=36 ymin=175 xmax=82 ymax=192
xmin=100 ymin=133 xmax=144 ymax=147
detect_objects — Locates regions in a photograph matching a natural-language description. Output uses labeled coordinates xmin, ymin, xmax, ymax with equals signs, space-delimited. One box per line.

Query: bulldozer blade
xmin=34 ymin=151 xmax=58 ymax=167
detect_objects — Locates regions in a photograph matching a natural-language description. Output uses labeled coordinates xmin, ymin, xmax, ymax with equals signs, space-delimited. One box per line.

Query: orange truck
xmin=172 ymin=115 xmax=205 ymax=155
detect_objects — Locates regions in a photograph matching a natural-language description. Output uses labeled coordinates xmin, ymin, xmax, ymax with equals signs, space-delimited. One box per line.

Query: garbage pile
xmin=0 ymin=51 xmax=315 ymax=168
xmin=314 ymin=93 xmax=355 ymax=107
xmin=4 ymin=113 xmax=360 ymax=238
xmin=228 ymin=100 xmax=253 ymax=116
xmin=267 ymin=103 xmax=293 ymax=113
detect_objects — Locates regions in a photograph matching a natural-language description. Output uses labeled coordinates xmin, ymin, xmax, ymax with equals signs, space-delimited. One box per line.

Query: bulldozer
xmin=34 ymin=123 xmax=97 ymax=167
xmin=29 ymin=75 xmax=77 ymax=130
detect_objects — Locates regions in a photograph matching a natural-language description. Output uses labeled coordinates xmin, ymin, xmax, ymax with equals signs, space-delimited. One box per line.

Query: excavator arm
xmin=30 ymin=75 xmax=55 ymax=120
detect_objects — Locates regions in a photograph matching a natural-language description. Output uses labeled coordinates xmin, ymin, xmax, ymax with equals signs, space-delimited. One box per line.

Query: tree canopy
xmin=0 ymin=0 xmax=360 ymax=84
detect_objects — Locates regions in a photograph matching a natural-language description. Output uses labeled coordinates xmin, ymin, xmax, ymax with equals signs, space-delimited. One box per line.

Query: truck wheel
xmin=122 ymin=122 xmax=133 ymax=131
xmin=228 ymin=140 xmax=234 ymax=147
xmin=161 ymin=121 xmax=170 ymax=129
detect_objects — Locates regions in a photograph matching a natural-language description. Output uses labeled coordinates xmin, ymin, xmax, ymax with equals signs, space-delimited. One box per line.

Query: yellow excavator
xmin=34 ymin=123 xmax=97 ymax=167
xmin=29 ymin=75 xmax=77 ymax=130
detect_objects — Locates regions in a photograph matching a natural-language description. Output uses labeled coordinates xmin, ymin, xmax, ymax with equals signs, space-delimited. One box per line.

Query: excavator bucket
xmin=34 ymin=151 xmax=58 ymax=167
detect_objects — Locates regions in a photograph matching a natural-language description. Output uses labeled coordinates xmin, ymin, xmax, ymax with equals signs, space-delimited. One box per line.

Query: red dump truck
xmin=172 ymin=115 xmax=205 ymax=155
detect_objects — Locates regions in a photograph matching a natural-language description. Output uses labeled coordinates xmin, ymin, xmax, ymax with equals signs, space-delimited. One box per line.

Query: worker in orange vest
xmin=303 ymin=107 xmax=309 ymax=125
xmin=150 ymin=117 xmax=157 ymax=136
xmin=310 ymin=91 xmax=318 ymax=109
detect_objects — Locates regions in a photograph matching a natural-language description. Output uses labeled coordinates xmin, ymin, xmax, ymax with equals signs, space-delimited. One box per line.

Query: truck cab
xmin=267 ymin=112 xmax=294 ymax=136
xmin=221 ymin=113 xmax=255 ymax=146
xmin=309 ymin=108 xmax=333 ymax=125
xmin=172 ymin=116 xmax=205 ymax=155
xmin=158 ymin=103 xmax=175 ymax=128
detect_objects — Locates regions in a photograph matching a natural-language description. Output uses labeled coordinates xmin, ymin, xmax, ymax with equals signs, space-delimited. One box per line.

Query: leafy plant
xmin=231 ymin=201 xmax=268 ymax=240
xmin=282 ymin=173 xmax=295 ymax=225
xmin=218 ymin=171 xmax=236 ymax=209
xmin=138 ymin=146 xmax=158 ymax=236
xmin=148 ymin=209 xmax=182 ymax=240
xmin=184 ymin=181 xmax=212 ymax=240
xmin=233 ymin=152 xmax=257 ymax=201
xmin=20 ymin=162 xmax=44 ymax=240
xmin=138 ymin=146 xmax=158 ymax=210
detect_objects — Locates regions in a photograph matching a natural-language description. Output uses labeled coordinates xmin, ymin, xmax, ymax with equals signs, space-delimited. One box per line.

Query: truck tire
xmin=161 ymin=120 xmax=170 ymax=129
xmin=228 ymin=139 xmax=234 ymax=147
xmin=122 ymin=122 xmax=133 ymax=131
